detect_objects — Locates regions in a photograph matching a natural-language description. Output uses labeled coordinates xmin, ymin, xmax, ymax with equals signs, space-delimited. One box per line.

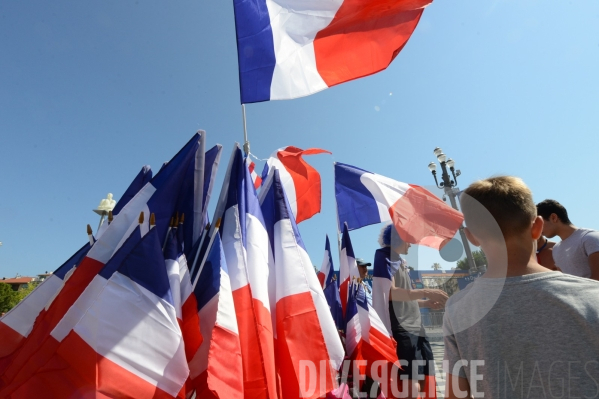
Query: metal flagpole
xmin=241 ymin=104 xmax=250 ymax=155
xmin=331 ymin=161 xmax=342 ymax=255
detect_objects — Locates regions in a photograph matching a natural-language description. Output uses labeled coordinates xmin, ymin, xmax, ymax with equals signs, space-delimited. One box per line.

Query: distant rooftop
xmin=1 ymin=276 xmax=36 ymax=284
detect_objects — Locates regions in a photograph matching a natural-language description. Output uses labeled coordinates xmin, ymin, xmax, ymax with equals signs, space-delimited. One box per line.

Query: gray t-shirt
xmin=444 ymin=272 xmax=599 ymax=399
xmin=553 ymin=228 xmax=599 ymax=278
xmin=390 ymin=258 xmax=421 ymax=334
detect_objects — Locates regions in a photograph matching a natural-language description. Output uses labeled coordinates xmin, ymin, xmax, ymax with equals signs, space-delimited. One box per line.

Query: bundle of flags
xmin=0 ymin=130 xmax=462 ymax=398
xmin=0 ymin=132 xmax=221 ymax=398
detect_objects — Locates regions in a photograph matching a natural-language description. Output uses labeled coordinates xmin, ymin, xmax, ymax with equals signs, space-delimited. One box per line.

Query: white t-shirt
xmin=553 ymin=228 xmax=599 ymax=278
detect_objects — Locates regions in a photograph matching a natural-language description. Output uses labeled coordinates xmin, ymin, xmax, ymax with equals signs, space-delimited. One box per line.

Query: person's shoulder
xmin=580 ymin=228 xmax=599 ymax=240
xmin=538 ymin=273 xmax=599 ymax=291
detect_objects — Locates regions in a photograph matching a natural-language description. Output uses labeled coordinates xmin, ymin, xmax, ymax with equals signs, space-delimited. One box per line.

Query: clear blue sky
xmin=1 ymin=0 xmax=598 ymax=278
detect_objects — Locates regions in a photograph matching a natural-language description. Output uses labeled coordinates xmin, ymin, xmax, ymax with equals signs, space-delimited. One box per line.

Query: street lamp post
xmin=428 ymin=148 xmax=477 ymax=274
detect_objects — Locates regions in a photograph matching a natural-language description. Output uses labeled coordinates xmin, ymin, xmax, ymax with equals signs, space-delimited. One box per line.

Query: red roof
xmin=1 ymin=277 xmax=35 ymax=284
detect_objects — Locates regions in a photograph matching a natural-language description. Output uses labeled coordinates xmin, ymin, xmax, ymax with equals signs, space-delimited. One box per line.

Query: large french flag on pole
xmin=260 ymin=169 xmax=344 ymax=399
xmin=11 ymin=226 xmax=190 ymax=398
xmin=233 ymin=0 xmax=432 ymax=103
xmin=0 ymin=134 xmax=202 ymax=393
xmin=214 ymin=145 xmax=277 ymax=399
xmin=339 ymin=223 xmax=360 ymax=317
xmin=335 ymin=162 xmax=464 ymax=249
xmin=0 ymin=164 xmax=152 ymax=374
xmin=345 ymin=280 xmax=400 ymax=398
xmin=188 ymin=233 xmax=243 ymax=399
xmin=262 ymin=146 xmax=331 ymax=223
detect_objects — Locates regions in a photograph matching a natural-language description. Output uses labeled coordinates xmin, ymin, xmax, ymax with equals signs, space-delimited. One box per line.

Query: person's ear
xmin=464 ymin=227 xmax=480 ymax=247
xmin=531 ymin=216 xmax=543 ymax=240
xmin=550 ymin=213 xmax=559 ymax=224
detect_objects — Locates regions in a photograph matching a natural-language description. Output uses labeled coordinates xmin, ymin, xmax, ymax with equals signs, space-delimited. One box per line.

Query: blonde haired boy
xmin=443 ymin=176 xmax=599 ymax=399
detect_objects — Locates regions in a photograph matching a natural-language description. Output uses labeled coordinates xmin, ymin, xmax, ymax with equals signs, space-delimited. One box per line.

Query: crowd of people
xmin=357 ymin=177 xmax=599 ymax=398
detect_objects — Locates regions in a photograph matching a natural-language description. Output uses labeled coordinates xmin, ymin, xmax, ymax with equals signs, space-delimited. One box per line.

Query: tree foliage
xmin=432 ymin=263 xmax=442 ymax=270
xmin=0 ymin=283 xmax=20 ymax=314
xmin=0 ymin=282 xmax=39 ymax=314
xmin=17 ymin=282 xmax=38 ymax=301
xmin=456 ymin=249 xmax=488 ymax=270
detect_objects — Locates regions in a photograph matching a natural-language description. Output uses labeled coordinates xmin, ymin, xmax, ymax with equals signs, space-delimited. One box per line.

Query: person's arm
xmin=389 ymin=285 xmax=449 ymax=304
xmin=588 ymin=252 xmax=599 ymax=281
xmin=541 ymin=248 xmax=558 ymax=271
xmin=583 ymin=232 xmax=599 ymax=281
xmin=388 ymin=275 xmax=449 ymax=304
xmin=418 ymin=299 xmax=444 ymax=310
xmin=445 ymin=374 xmax=472 ymax=399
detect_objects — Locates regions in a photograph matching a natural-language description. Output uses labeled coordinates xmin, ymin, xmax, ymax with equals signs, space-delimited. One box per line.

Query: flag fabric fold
xmin=233 ymin=0 xmax=432 ymax=103
xmin=318 ymin=235 xmax=344 ymax=331
xmin=334 ymin=162 xmax=464 ymax=249
xmin=345 ymin=280 xmax=400 ymax=398
xmin=164 ymin=226 xmax=203 ymax=388
xmin=188 ymin=233 xmax=244 ymax=399
xmin=259 ymin=169 xmax=344 ymax=399
xmin=213 ymin=145 xmax=277 ymax=399
xmin=339 ymin=223 xmax=360 ymax=317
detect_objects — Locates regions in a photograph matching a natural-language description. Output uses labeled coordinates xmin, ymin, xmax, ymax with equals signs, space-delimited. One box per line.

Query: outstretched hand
xmin=411 ymin=288 xmax=449 ymax=306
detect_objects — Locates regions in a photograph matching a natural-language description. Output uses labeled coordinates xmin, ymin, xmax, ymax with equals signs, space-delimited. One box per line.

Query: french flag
xmin=164 ymin=226 xmax=203 ymax=391
xmin=335 ymin=162 xmax=464 ymax=249
xmin=317 ymin=235 xmax=335 ymax=288
xmin=339 ymin=223 xmax=360 ymax=317
xmin=246 ymin=158 xmax=263 ymax=189
xmin=0 ymin=134 xmax=202 ymax=394
xmin=214 ymin=145 xmax=277 ymax=399
xmin=263 ymin=146 xmax=330 ymax=223
xmin=259 ymin=169 xmax=344 ymax=399
xmin=233 ymin=0 xmax=432 ymax=103
xmin=0 ymin=242 xmax=90 ymax=373
xmin=188 ymin=233 xmax=243 ymax=399
xmin=0 ymin=164 xmax=152 ymax=376
xmin=345 ymin=281 xmax=400 ymax=399
xmin=318 ymin=235 xmax=344 ymax=331
xmin=12 ymin=226 xmax=190 ymax=398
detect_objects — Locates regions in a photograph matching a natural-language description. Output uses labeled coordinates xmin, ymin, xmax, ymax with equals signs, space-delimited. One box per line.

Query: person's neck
xmin=557 ymin=224 xmax=577 ymax=241
xmin=481 ymin=238 xmax=551 ymax=278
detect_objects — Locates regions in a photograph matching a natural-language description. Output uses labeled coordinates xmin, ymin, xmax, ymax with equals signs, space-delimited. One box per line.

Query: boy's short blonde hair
xmin=460 ymin=176 xmax=536 ymax=239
